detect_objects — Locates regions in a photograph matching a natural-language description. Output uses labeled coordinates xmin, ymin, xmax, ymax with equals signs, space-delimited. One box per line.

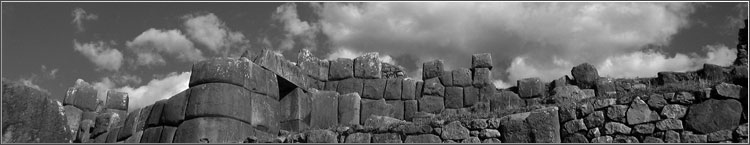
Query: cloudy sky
xmin=2 ymin=2 xmax=747 ymax=111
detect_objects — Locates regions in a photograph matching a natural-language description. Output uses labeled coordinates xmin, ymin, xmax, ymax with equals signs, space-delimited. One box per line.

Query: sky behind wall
xmin=2 ymin=2 xmax=747 ymax=111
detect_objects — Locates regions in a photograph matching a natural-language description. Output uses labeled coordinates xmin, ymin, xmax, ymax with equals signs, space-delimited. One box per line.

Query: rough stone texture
xmin=643 ymin=136 xmax=664 ymax=143
xmin=634 ymin=123 xmax=655 ymax=134
xmin=590 ymin=136 xmax=613 ymax=143
xmin=337 ymin=78 xmax=363 ymax=95
xmin=161 ymin=90 xmax=188 ymax=126
xmin=146 ymin=100 xmax=165 ymax=128
xmin=354 ymin=52 xmax=382 ymax=79
xmin=462 ymin=137 xmax=481 ymax=143
xmin=737 ymin=123 xmax=748 ymax=137
xmin=715 ymin=83 xmax=742 ymax=99
xmin=686 ymin=99 xmax=742 ymax=133
xmin=310 ymin=90 xmax=339 ymax=129
xmin=584 ymin=111 xmax=605 ymax=129
xmin=338 ymin=93 xmax=361 ymax=125
xmin=471 ymin=53 xmax=493 ymax=69
xmin=657 ymin=71 xmax=698 ymax=84
xmin=558 ymin=106 xmax=577 ymax=123
xmin=563 ymin=133 xmax=589 ymax=143
xmin=479 ymin=129 xmax=501 ymax=138
xmin=670 ymin=92 xmax=695 ymax=104
xmin=527 ymin=107 xmax=561 ymax=143
xmin=415 ymin=81 xmax=424 ymax=99
xmin=105 ymin=91 xmax=129 ymax=111
xmin=329 ymin=58 xmax=354 ymax=80
xmin=105 ymin=128 xmax=120 ymax=143
xmin=2 ymin=80 xmax=72 ymax=143
xmin=324 ymin=81 xmax=338 ymax=91
xmin=563 ymin=119 xmax=587 ymax=134
xmin=707 ymin=129 xmax=733 ymax=142
xmin=422 ymin=78 xmax=444 ymax=96
xmin=439 ymin=71 xmax=453 ymax=87
xmin=699 ymin=63 xmax=728 ymax=83
xmin=404 ymin=134 xmax=441 ymax=143
xmin=452 ymin=68 xmax=472 ymax=87
xmin=191 ymin=58 xmax=278 ymax=98
xmin=578 ymin=103 xmax=594 ymax=117
xmin=551 ymin=86 xmax=590 ymax=103
xmin=606 ymin=105 xmax=628 ymax=123
xmin=118 ymin=108 xmax=140 ymax=140
xmin=665 ymin=130 xmax=680 ymax=143
xmin=571 ymin=63 xmax=599 ymax=89
xmin=360 ymin=99 xmax=394 ymax=125
xmin=482 ymin=138 xmax=502 ymax=143
xmin=604 ymin=122 xmax=631 ymax=135
xmin=418 ymin=95 xmax=444 ymax=114
xmin=441 ymin=121 xmax=470 ymax=140
xmin=444 ymin=87 xmax=463 ymax=109
xmin=362 ymin=79 xmax=386 ymax=100
xmin=472 ymin=68 xmax=492 ymax=87
xmin=385 ymin=100 xmax=404 ymax=120
xmin=422 ymin=60 xmax=444 ymax=79
xmin=647 ymin=94 xmax=668 ymax=109
xmin=403 ymin=100 xmax=417 ymax=121
xmin=384 ymin=79 xmax=402 ymax=100
xmin=401 ymin=79 xmax=417 ymax=100
xmin=345 ymin=133 xmax=371 ymax=143
xmin=467 ymin=119 xmax=488 ymax=130
xmin=627 ymin=97 xmax=659 ymax=125
xmin=462 ymin=87 xmax=479 ymax=107
xmin=306 ymin=129 xmax=337 ymax=143
xmin=517 ymin=77 xmax=544 ymax=98
xmin=140 ymin=126 xmax=163 ymax=143
xmin=612 ymin=135 xmax=639 ymax=143
xmin=593 ymin=98 xmax=616 ymax=110
xmin=372 ymin=133 xmax=401 ymax=143
xmin=173 ymin=117 xmax=255 ymax=143
xmin=682 ymin=131 xmax=707 ymax=143
xmin=64 ymin=85 xmax=98 ymax=111
xmin=661 ymin=104 xmax=687 ymax=119
xmin=63 ymin=105 xmax=83 ymax=139
xmin=93 ymin=112 xmax=120 ymax=136
xmin=655 ymin=118 xmax=684 ymax=130
xmin=186 ymin=83 xmax=256 ymax=125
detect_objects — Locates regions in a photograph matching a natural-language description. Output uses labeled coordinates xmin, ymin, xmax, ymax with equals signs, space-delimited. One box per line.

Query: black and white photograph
xmin=1 ymin=1 xmax=748 ymax=143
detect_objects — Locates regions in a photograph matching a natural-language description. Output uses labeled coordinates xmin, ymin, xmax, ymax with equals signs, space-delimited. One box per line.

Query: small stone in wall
xmin=563 ymin=119 xmax=587 ymax=134
xmin=562 ymin=133 xmax=589 ymax=143
xmin=305 ymin=130 xmax=337 ymax=143
xmin=633 ymin=123 xmax=655 ymax=134
xmin=661 ymin=104 xmax=687 ymax=119
xmin=468 ymin=119 xmax=488 ymax=130
xmin=681 ymin=131 xmax=708 ymax=143
xmin=479 ymin=129 xmax=501 ymax=138
xmin=584 ymin=111 xmax=605 ymax=129
xmin=737 ymin=123 xmax=748 ymax=137
xmin=587 ymin=127 xmax=601 ymax=138
xmin=606 ymin=105 xmax=628 ymax=123
xmin=613 ymin=135 xmax=639 ymax=143
xmin=715 ymin=82 xmax=743 ymax=99
xmin=643 ymin=136 xmax=664 ymax=143
xmin=647 ymin=94 xmax=668 ymax=109
xmin=655 ymin=118 xmax=684 ymax=130
xmin=593 ymin=98 xmax=616 ymax=110
xmin=372 ymin=133 xmax=402 ymax=143
xmin=707 ymin=129 xmax=733 ymax=142
xmin=604 ymin=122 xmax=631 ymax=135
xmin=590 ymin=136 xmax=613 ymax=143
xmin=558 ymin=105 xmax=577 ymax=123
xmin=481 ymin=138 xmax=502 ymax=143
xmin=670 ymin=92 xmax=695 ymax=104
xmin=578 ymin=103 xmax=594 ymax=117
xmin=461 ymin=137 xmax=481 ymax=143
xmin=441 ymin=121 xmax=470 ymax=140
xmin=664 ymin=130 xmax=680 ymax=143
xmin=626 ymin=97 xmax=659 ymax=125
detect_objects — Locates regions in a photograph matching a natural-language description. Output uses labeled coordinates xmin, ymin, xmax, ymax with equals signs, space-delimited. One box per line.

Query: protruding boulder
xmin=471 ymin=53 xmax=493 ymax=69
xmin=354 ymin=52 xmax=382 ymax=79
xmin=685 ymin=99 xmax=743 ymax=134
xmin=571 ymin=63 xmax=599 ymax=89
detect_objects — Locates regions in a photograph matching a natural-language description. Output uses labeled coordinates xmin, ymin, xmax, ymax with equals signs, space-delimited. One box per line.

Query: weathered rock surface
xmin=685 ymin=99 xmax=742 ymax=133
xmin=571 ymin=63 xmax=599 ymax=89
xmin=2 ymin=79 xmax=72 ymax=143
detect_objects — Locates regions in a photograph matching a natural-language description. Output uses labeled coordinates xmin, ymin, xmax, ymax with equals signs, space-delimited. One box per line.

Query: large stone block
xmin=471 ymin=53 xmax=493 ymax=69
xmin=140 ymin=126 xmax=163 ymax=143
xmin=124 ymin=131 xmax=143 ymax=143
xmin=146 ymin=99 xmax=166 ymax=128
xmin=117 ymin=108 xmax=141 ymax=140
xmin=452 ymin=68 xmax=472 ymax=87
xmin=439 ymin=70 xmax=453 ymax=86
xmin=372 ymin=133 xmax=402 ymax=143
xmin=422 ymin=60 xmax=444 ymax=79
xmin=362 ymin=79 xmax=386 ymax=99
xmin=64 ymin=105 xmax=83 ymax=139
xmin=499 ymin=112 xmax=531 ymax=143
xmin=161 ymin=90 xmax=188 ymax=126
xmin=64 ymin=85 xmax=98 ymax=111
xmin=490 ymin=91 xmax=523 ymax=112
xmin=337 ymin=78 xmax=363 ymax=95
xmin=136 ymin=105 xmax=153 ymax=132
xmin=279 ymin=88 xmax=311 ymax=122
xmin=528 ymin=107 xmax=561 ymax=143
xmin=384 ymin=79 xmax=402 ymax=100
xmin=310 ymin=90 xmax=339 ymax=129
xmin=422 ymin=77 xmax=444 ymax=96
xmin=329 ymin=58 xmax=354 ymax=80
xmin=354 ymin=52 xmax=382 ymax=79
xmin=105 ymin=127 xmax=120 ymax=143
xmin=93 ymin=112 xmax=121 ymax=137
xmin=699 ymin=63 xmax=728 ymax=82
xmin=685 ymin=99 xmax=743 ymax=134
xmin=159 ymin=126 xmax=176 ymax=143
xmin=385 ymin=100 xmax=405 ymax=120
xmin=173 ymin=117 xmax=256 ymax=143
xmin=189 ymin=57 xmax=279 ymax=98
xmin=360 ymin=99 xmax=394 ymax=125
xmin=626 ymin=97 xmax=660 ymax=125
xmin=324 ymin=80 xmax=338 ymax=91
xmin=404 ymin=134 xmax=441 ymax=143
xmin=472 ymin=68 xmax=492 ymax=87
xmin=463 ymin=87 xmax=479 ymax=107
xmin=345 ymin=133 xmax=372 ymax=143
xmin=186 ymin=83 xmax=278 ymax=135
xmin=571 ymin=63 xmax=599 ymax=89
xmin=338 ymin=93 xmax=361 ymax=125
xmin=105 ymin=90 xmax=128 ymax=111
xmin=401 ymin=79 xmax=417 ymax=100
xmin=418 ymin=95 xmax=444 ymax=114
xmin=251 ymin=50 xmax=304 ymax=93
xmin=518 ymin=77 xmax=544 ymax=98
xmin=306 ymin=129 xmax=338 ymax=143
xmin=415 ymin=81 xmax=423 ymax=99
xmin=479 ymin=84 xmax=496 ymax=102
xmin=551 ymin=85 xmax=590 ymax=103
xmin=714 ymin=83 xmax=742 ymax=99
xmin=403 ymin=100 xmax=418 ymax=121
xmin=444 ymin=87 xmax=463 ymax=109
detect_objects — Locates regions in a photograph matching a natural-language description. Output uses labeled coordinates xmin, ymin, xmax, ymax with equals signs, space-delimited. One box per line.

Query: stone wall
xmin=61 ymin=83 xmax=129 ymax=143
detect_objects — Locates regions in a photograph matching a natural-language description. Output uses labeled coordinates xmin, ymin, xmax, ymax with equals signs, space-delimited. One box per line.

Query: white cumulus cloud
xmin=71 ymin=8 xmax=98 ymax=32
xmin=73 ymin=40 xmax=124 ymax=71
xmin=272 ymin=3 xmax=319 ymax=51
xmin=183 ymin=13 xmax=249 ymax=56
xmin=126 ymin=28 xmax=205 ymax=66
